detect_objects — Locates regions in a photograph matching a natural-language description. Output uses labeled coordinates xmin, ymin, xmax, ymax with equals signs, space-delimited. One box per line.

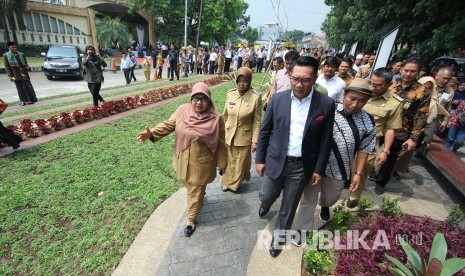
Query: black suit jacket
xmin=255 ymin=89 xmax=335 ymax=184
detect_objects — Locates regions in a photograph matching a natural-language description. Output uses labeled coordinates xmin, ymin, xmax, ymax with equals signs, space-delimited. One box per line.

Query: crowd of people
xmin=135 ymin=44 xmax=464 ymax=260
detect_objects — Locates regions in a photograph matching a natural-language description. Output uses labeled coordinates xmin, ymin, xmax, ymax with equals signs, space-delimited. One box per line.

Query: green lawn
xmin=0 ymin=74 xmax=271 ymax=274
xmin=0 ymin=57 xmax=45 ymax=68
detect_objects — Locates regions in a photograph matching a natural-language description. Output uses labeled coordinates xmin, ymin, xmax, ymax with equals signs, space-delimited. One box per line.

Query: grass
xmin=0 ymin=57 xmax=45 ymax=68
xmin=0 ymin=73 xmax=269 ymax=274
xmin=1 ymin=75 xmax=215 ymax=121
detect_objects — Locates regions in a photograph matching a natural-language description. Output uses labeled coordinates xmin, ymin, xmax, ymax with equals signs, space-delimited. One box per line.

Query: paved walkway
xmin=113 ymin=154 xmax=465 ymax=276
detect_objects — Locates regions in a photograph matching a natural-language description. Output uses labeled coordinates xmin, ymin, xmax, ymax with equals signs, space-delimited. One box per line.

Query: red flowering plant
xmin=6 ymin=125 xmax=20 ymax=136
xmin=125 ymin=97 xmax=137 ymax=109
xmin=139 ymin=96 xmax=147 ymax=105
xmin=34 ymin=118 xmax=51 ymax=134
xmin=60 ymin=112 xmax=74 ymax=128
xmin=100 ymin=102 xmax=114 ymax=116
xmin=91 ymin=106 xmax=103 ymax=118
xmin=82 ymin=108 xmax=93 ymax=121
xmin=19 ymin=118 xmax=39 ymax=138
xmin=48 ymin=115 xmax=63 ymax=131
xmin=72 ymin=110 xmax=84 ymax=124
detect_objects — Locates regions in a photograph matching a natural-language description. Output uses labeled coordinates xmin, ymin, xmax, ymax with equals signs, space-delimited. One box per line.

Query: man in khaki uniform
xmin=355 ymin=53 xmax=376 ymax=79
xmin=221 ymin=67 xmax=262 ymax=192
xmin=347 ymin=67 xmax=402 ymax=207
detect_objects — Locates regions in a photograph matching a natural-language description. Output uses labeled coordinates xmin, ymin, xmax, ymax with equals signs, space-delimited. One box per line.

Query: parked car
xmin=41 ymin=45 xmax=84 ymax=80
xmin=429 ymin=57 xmax=465 ymax=81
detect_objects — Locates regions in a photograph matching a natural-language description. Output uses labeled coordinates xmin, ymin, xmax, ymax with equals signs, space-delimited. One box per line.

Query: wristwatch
xmin=355 ymin=171 xmax=365 ymax=177
xmin=382 ymin=150 xmax=390 ymax=155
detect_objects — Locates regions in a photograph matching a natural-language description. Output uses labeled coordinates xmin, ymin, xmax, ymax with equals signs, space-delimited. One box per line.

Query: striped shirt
xmin=325 ymin=104 xmax=376 ymax=181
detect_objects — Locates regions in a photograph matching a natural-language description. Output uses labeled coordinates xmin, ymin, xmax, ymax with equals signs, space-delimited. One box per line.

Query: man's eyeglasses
xmin=290 ymin=77 xmax=313 ymax=85
xmin=192 ymin=96 xmax=208 ymax=104
xmin=371 ymin=83 xmax=385 ymax=88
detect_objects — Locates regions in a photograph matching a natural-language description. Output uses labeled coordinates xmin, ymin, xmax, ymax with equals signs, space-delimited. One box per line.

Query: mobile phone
xmin=402 ymin=144 xmax=408 ymax=151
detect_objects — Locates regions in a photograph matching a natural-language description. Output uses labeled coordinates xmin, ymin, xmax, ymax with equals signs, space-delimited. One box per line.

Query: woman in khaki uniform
xmin=137 ymin=82 xmax=227 ymax=237
xmin=217 ymin=50 xmax=225 ymax=75
xmin=221 ymin=67 xmax=262 ymax=192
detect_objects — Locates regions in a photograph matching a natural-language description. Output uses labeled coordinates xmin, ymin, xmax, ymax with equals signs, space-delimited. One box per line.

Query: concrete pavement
xmin=113 ymin=154 xmax=465 ymax=276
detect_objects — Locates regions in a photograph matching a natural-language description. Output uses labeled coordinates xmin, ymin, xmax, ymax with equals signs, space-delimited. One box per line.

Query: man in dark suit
xmin=255 ymin=56 xmax=335 ymax=257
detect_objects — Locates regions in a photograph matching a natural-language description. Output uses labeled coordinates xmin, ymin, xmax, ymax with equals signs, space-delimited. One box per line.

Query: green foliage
xmin=0 ymin=74 xmax=266 ymax=274
xmin=380 ymin=197 xmax=404 ymax=217
xmin=96 ymin=17 xmax=132 ymax=50
xmin=244 ymin=26 xmax=259 ymax=45
xmin=127 ymin=0 xmax=250 ymax=46
xmin=328 ymin=201 xmax=353 ymax=233
xmin=384 ymin=233 xmax=465 ymax=276
xmin=303 ymin=249 xmax=336 ymax=275
xmin=0 ymin=0 xmax=28 ymax=15
xmin=446 ymin=205 xmax=465 ymax=230
xmin=322 ymin=0 xmax=465 ymax=59
xmin=284 ymin=30 xmax=305 ymax=42
xmin=357 ymin=196 xmax=374 ymax=217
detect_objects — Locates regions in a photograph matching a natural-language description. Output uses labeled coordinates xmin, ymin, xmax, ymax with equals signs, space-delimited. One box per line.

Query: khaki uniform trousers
xmin=349 ymin=141 xmax=380 ymax=200
xmin=144 ymin=71 xmax=150 ymax=81
xmin=221 ymin=145 xmax=251 ymax=191
xmin=185 ymin=184 xmax=207 ymax=223
xmin=217 ymin=64 xmax=224 ymax=74
xmin=294 ymin=177 xmax=344 ymax=231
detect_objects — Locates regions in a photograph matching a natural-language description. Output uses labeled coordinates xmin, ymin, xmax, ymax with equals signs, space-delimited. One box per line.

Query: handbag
xmin=90 ymin=60 xmax=104 ymax=82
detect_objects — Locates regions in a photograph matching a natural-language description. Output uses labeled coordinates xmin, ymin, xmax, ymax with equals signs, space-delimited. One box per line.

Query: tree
xmin=0 ymin=0 xmax=28 ymax=44
xmin=321 ymin=0 xmax=465 ymax=60
xmin=244 ymin=26 xmax=258 ymax=45
xmin=96 ymin=17 xmax=133 ymax=50
xmin=285 ymin=30 xmax=305 ymax=42
xmin=127 ymin=0 xmax=250 ymax=46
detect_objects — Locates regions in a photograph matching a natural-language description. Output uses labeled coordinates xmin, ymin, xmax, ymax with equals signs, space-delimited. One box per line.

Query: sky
xmin=245 ymin=0 xmax=330 ymax=35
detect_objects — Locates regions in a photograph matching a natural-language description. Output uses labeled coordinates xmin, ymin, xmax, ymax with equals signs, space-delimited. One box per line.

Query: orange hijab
xmin=175 ymin=82 xmax=222 ymax=156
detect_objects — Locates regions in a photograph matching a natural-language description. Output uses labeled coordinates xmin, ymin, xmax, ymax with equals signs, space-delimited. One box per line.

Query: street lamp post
xmin=184 ymin=0 xmax=188 ymax=48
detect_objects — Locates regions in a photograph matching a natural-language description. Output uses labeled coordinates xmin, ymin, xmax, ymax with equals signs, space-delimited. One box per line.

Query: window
xmin=69 ymin=36 xmax=73 ymax=43
xmin=62 ymin=36 xmax=66 ymax=43
xmin=22 ymin=33 xmax=26 ymax=42
xmin=74 ymin=27 xmax=80 ymax=35
xmin=50 ymin=17 xmax=58 ymax=33
xmin=42 ymin=15 xmax=51 ymax=32
xmin=66 ymin=23 xmax=73 ymax=34
xmin=39 ymin=34 xmax=43 ymax=43
xmin=83 ymin=37 xmax=86 ymax=44
xmin=16 ymin=12 xmax=25 ymax=31
xmin=58 ymin=20 xmax=65 ymax=34
xmin=30 ymin=34 xmax=35 ymax=42
xmin=47 ymin=34 xmax=50 ymax=43
xmin=33 ymin=13 xmax=43 ymax=32
xmin=76 ymin=37 xmax=80 ymax=44
xmin=55 ymin=35 xmax=58 ymax=43
xmin=24 ymin=12 xmax=34 ymax=31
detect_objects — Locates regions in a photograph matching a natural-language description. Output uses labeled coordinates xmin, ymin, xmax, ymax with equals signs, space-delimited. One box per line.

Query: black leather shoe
xmin=259 ymin=204 xmax=270 ymax=217
xmin=245 ymin=172 xmax=251 ymax=181
xmin=184 ymin=225 xmax=195 ymax=237
xmin=346 ymin=199 xmax=359 ymax=208
xmin=291 ymin=230 xmax=306 ymax=247
xmin=269 ymin=238 xmax=283 ymax=258
xmin=374 ymin=184 xmax=385 ymax=195
xmin=320 ymin=207 xmax=330 ymax=222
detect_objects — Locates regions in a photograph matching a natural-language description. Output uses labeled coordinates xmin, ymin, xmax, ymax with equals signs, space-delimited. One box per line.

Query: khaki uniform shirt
xmin=389 ymin=81 xmax=430 ymax=141
xmin=150 ymin=110 xmax=227 ymax=186
xmin=355 ymin=64 xmax=372 ymax=79
xmin=363 ymin=90 xmax=403 ymax=138
xmin=223 ymin=88 xmax=262 ymax=146
xmin=337 ymin=73 xmax=354 ymax=87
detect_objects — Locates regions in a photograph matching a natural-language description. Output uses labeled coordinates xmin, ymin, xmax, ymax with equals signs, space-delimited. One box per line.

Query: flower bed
xmin=302 ymin=199 xmax=465 ymax=275
xmin=3 ymin=76 xmax=225 ymax=143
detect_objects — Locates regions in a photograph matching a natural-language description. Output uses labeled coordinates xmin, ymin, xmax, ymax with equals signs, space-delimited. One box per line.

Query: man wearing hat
xmin=292 ymin=78 xmax=376 ymax=246
xmin=353 ymin=54 xmax=364 ymax=73
xmin=3 ymin=41 xmax=38 ymax=106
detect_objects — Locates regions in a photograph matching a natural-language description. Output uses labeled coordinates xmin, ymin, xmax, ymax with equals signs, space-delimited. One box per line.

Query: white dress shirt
xmin=287 ymin=89 xmax=313 ymax=157
xmin=209 ymin=52 xmax=218 ymax=61
xmin=316 ymin=74 xmax=345 ymax=103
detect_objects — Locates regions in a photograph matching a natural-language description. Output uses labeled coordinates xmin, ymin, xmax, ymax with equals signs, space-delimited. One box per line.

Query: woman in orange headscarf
xmin=137 ymin=82 xmax=227 ymax=237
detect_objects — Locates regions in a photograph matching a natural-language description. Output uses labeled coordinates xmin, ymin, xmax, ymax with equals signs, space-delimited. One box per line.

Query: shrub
xmin=328 ymin=201 xmax=354 ymax=233
xmin=303 ymin=249 xmax=336 ymax=275
xmin=34 ymin=118 xmax=51 ymax=134
xmin=357 ymin=196 xmax=374 ymax=217
xmin=381 ymin=196 xmax=404 ymax=216
xmin=446 ymin=205 xmax=465 ymax=230
xmin=72 ymin=110 xmax=84 ymax=124
xmin=60 ymin=112 xmax=74 ymax=128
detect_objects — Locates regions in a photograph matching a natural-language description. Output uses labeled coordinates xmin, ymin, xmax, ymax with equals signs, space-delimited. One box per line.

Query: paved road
xmin=0 ymin=68 xmax=171 ymax=103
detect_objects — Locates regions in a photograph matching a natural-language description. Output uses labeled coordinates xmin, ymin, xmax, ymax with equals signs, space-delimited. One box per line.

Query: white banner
xmin=371 ymin=27 xmax=400 ymax=75
xmin=350 ymin=42 xmax=358 ymax=56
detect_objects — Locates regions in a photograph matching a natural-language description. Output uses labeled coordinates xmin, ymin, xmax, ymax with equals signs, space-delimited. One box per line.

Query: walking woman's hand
xmin=251 ymin=142 xmax=257 ymax=152
xmin=137 ymin=126 xmax=152 ymax=144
